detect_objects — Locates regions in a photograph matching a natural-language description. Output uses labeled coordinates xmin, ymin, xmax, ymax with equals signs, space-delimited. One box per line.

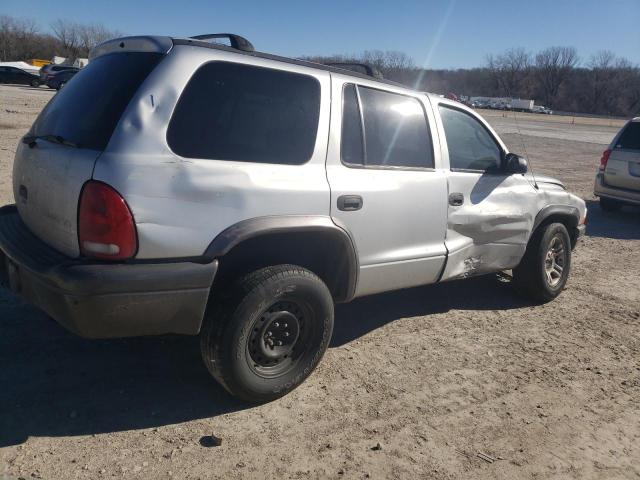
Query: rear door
xmin=326 ymin=76 xmax=448 ymax=297
xmin=604 ymin=120 xmax=640 ymax=191
xmin=13 ymin=51 xmax=164 ymax=257
xmin=434 ymin=101 xmax=539 ymax=281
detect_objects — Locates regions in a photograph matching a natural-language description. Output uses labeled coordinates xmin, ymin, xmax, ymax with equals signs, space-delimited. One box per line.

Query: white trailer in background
xmin=511 ymin=99 xmax=535 ymax=111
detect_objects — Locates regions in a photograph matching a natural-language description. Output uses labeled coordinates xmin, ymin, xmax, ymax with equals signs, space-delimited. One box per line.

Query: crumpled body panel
xmin=441 ymin=171 xmax=583 ymax=281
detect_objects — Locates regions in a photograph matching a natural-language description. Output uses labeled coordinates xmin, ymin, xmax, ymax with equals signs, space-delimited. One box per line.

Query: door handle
xmin=448 ymin=192 xmax=464 ymax=206
xmin=337 ymin=195 xmax=363 ymax=211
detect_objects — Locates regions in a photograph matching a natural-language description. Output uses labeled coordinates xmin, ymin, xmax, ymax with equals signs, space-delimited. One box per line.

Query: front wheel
xmin=200 ymin=265 xmax=334 ymax=402
xmin=513 ymin=223 xmax=571 ymax=302
xmin=30 ymin=79 xmax=39 ymax=87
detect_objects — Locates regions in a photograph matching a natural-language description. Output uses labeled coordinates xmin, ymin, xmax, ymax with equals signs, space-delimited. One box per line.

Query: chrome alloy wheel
xmin=544 ymin=235 xmax=566 ymax=287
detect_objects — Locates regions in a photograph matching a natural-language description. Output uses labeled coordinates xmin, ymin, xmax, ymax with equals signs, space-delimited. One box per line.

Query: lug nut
xmin=274 ymin=322 xmax=279 ymax=328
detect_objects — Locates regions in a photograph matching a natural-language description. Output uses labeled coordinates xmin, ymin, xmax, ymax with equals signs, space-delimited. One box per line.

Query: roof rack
xmin=323 ymin=62 xmax=384 ymax=80
xmin=189 ymin=34 xmax=254 ymax=52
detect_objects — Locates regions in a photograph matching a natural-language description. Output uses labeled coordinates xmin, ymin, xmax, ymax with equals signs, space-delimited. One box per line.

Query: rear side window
xmin=341 ymin=84 xmax=364 ymax=164
xmin=439 ymin=105 xmax=502 ymax=172
xmin=341 ymin=84 xmax=433 ymax=168
xmin=167 ymin=62 xmax=321 ymax=165
xmin=30 ymin=52 xmax=163 ymax=150
xmin=615 ymin=122 xmax=640 ymax=150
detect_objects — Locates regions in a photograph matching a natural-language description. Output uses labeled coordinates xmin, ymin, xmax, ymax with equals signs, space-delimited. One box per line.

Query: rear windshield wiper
xmin=22 ymin=134 xmax=79 ymax=149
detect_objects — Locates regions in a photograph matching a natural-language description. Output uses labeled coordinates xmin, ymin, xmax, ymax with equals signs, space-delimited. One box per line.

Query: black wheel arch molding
xmin=203 ymin=215 xmax=360 ymax=303
xmin=532 ymin=204 xmax=582 ymax=247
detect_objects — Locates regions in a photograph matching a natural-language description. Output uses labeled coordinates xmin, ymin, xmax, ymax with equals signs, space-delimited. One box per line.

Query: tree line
xmin=1 ymin=14 xmax=638 ymax=117
xmin=0 ymin=15 xmax=119 ymax=61
xmin=307 ymin=47 xmax=639 ymax=117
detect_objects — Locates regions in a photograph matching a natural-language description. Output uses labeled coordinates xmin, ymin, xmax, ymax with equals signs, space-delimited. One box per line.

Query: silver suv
xmin=0 ymin=34 xmax=586 ymax=402
xmin=594 ymin=117 xmax=640 ymax=210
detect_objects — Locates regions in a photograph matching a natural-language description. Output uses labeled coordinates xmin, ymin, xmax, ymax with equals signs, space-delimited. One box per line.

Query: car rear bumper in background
xmin=594 ymin=173 xmax=640 ymax=205
xmin=0 ymin=205 xmax=217 ymax=339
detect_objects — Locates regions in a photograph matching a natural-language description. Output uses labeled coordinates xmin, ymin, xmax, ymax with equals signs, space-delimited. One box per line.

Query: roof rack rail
xmin=189 ymin=34 xmax=254 ymax=52
xmin=323 ymin=62 xmax=384 ymax=80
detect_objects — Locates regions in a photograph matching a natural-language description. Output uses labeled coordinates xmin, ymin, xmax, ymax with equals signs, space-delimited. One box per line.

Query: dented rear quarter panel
xmin=92 ymin=45 xmax=332 ymax=259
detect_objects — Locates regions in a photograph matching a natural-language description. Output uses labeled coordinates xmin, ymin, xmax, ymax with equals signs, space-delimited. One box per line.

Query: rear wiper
xmin=22 ymin=134 xmax=79 ymax=149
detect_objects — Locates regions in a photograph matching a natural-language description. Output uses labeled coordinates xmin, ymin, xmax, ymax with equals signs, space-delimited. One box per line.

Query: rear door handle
xmin=337 ymin=195 xmax=363 ymax=211
xmin=449 ymin=192 xmax=464 ymax=206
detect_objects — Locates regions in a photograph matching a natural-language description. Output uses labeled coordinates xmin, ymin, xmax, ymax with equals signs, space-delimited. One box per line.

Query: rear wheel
xmin=599 ymin=197 xmax=623 ymax=212
xmin=200 ymin=265 xmax=334 ymax=402
xmin=513 ymin=223 xmax=571 ymax=302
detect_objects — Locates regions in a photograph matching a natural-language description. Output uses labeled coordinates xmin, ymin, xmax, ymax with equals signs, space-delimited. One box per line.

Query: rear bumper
xmin=0 ymin=205 xmax=217 ymax=338
xmin=594 ymin=173 xmax=640 ymax=205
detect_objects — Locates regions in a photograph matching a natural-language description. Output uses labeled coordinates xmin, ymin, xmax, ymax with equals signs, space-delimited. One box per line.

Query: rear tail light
xmin=78 ymin=181 xmax=137 ymax=260
xmin=599 ymin=149 xmax=611 ymax=171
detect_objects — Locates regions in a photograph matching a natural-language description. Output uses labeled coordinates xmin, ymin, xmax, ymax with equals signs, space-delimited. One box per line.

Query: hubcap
xmin=248 ymin=301 xmax=306 ymax=376
xmin=544 ymin=235 xmax=566 ymax=287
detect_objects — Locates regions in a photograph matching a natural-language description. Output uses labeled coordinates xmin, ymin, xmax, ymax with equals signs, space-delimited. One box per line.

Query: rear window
xmin=615 ymin=122 xmax=640 ymax=150
xmin=30 ymin=52 xmax=163 ymax=150
xmin=167 ymin=62 xmax=321 ymax=165
xmin=340 ymin=84 xmax=434 ymax=169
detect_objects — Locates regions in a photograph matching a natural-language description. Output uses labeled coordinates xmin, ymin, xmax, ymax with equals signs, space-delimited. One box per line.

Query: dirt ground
xmin=0 ymin=84 xmax=639 ymax=480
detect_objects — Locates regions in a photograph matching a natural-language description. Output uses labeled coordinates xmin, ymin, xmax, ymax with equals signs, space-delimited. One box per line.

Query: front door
xmin=434 ymin=103 xmax=539 ymax=281
xmin=326 ymin=76 xmax=448 ymax=298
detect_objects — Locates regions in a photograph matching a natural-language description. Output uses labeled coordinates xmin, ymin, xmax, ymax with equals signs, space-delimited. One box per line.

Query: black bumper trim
xmin=0 ymin=206 xmax=217 ymax=338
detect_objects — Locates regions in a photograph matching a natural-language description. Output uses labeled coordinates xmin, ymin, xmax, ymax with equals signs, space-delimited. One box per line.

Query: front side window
xmin=439 ymin=105 xmax=502 ymax=172
xmin=168 ymin=62 xmax=321 ymax=165
xmin=340 ymin=84 xmax=434 ymax=169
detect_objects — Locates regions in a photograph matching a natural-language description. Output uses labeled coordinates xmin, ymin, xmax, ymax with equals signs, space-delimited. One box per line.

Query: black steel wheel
xmin=200 ymin=265 xmax=334 ymax=402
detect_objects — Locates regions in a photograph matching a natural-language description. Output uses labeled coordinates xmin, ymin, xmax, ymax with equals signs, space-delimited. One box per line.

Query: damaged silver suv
xmin=0 ymin=34 xmax=586 ymax=402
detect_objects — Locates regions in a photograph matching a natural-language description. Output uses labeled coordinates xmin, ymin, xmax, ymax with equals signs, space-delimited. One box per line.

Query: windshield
xmin=30 ymin=52 xmax=163 ymax=150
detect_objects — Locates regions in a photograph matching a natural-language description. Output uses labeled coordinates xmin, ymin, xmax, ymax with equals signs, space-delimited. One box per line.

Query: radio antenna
xmin=504 ymin=86 xmax=539 ymax=190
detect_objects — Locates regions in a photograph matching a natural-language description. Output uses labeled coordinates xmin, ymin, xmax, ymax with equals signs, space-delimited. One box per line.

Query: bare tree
xmin=0 ymin=15 xmax=43 ymax=61
xmin=77 ymin=23 xmax=119 ymax=55
xmin=51 ymin=19 xmax=119 ymax=59
xmin=486 ymin=47 xmax=532 ymax=97
xmin=50 ymin=19 xmax=81 ymax=58
xmin=534 ymin=46 xmax=579 ymax=107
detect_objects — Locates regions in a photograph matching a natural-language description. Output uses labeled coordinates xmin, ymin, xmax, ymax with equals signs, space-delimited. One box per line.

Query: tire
xmin=599 ymin=197 xmax=623 ymax=212
xmin=30 ymin=79 xmax=39 ymax=87
xmin=200 ymin=265 xmax=334 ymax=402
xmin=512 ymin=223 xmax=571 ymax=303
xmin=56 ymin=82 xmax=64 ymax=91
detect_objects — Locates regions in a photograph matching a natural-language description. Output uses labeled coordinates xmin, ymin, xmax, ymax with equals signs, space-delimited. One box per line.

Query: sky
xmin=3 ymin=0 xmax=640 ymax=69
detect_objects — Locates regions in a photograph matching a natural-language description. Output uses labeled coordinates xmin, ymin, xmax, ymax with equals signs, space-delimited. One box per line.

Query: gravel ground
xmin=0 ymin=84 xmax=639 ymax=480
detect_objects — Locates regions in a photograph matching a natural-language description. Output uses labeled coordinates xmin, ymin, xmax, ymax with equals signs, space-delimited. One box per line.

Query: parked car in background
xmin=39 ymin=64 xmax=79 ymax=83
xmin=45 ymin=69 xmax=78 ymax=90
xmin=0 ymin=66 xmax=40 ymax=87
xmin=594 ymin=117 xmax=640 ymax=211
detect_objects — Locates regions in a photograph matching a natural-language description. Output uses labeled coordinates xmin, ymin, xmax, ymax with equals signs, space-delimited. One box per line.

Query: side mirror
xmin=504 ymin=153 xmax=528 ymax=174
